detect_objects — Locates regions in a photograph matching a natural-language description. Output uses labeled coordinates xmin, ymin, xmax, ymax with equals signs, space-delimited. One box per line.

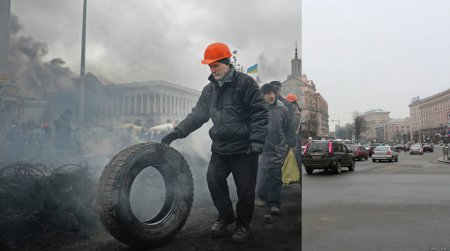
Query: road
xmin=303 ymin=148 xmax=450 ymax=251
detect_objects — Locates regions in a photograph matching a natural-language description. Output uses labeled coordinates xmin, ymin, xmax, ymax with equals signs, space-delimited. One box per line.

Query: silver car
xmin=372 ymin=146 xmax=399 ymax=162
xmin=409 ymin=144 xmax=423 ymax=155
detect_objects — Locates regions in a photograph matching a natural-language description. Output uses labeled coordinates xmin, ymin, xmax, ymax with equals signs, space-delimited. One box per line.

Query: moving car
xmin=403 ymin=144 xmax=411 ymax=151
xmin=351 ymin=145 xmax=369 ymax=160
xmin=423 ymin=144 xmax=434 ymax=152
xmin=303 ymin=140 xmax=355 ymax=174
xmin=368 ymin=143 xmax=383 ymax=157
xmin=409 ymin=144 xmax=423 ymax=155
xmin=392 ymin=144 xmax=405 ymax=152
xmin=372 ymin=145 xmax=399 ymax=162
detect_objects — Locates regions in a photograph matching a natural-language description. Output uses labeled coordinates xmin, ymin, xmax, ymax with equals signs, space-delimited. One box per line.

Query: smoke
xmin=258 ymin=53 xmax=287 ymax=83
xmin=8 ymin=14 xmax=78 ymax=98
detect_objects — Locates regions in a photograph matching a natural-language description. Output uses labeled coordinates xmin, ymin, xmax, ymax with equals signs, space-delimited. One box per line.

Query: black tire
xmin=305 ymin=167 xmax=313 ymax=175
xmin=335 ymin=161 xmax=342 ymax=174
xmin=348 ymin=159 xmax=355 ymax=172
xmin=372 ymin=159 xmax=376 ymax=163
xmin=96 ymin=143 xmax=194 ymax=248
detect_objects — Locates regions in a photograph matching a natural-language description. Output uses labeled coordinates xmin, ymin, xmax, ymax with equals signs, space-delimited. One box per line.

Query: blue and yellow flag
xmin=246 ymin=64 xmax=257 ymax=74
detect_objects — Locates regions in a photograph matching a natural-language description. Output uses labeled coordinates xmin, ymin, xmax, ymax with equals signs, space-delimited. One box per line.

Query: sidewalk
xmin=437 ymin=157 xmax=450 ymax=164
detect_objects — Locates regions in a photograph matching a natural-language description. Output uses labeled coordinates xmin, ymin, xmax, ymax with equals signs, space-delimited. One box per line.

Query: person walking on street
xmin=255 ymin=84 xmax=296 ymax=216
xmin=286 ymin=93 xmax=303 ymax=171
xmin=269 ymin=81 xmax=296 ymax=146
xmin=269 ymin=81 xmax=294 ymax=118
xmin=161 ymin=42 xmax=268 ymax=244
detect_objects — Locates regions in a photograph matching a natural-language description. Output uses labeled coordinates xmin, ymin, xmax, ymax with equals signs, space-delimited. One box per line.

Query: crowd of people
xmin=1 ymin=109 xmax=78 ymax=162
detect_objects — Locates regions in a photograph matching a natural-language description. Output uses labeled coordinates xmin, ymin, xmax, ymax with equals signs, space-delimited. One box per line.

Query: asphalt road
xmin=302 ymin=148 xmax=450 ymax=251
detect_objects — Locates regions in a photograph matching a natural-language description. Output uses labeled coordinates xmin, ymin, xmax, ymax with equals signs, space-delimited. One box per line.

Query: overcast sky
xmin=10 ymin=1 xmax=450 ymax=132
xmin=10 ymin=0 xmax=300 ymax=89
xmin=303 ymin=0 xmax=450 ymax=129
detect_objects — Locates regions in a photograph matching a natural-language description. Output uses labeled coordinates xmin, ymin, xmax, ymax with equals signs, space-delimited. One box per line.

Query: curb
xmin=437 ymin=157 xmax=450 ymax=164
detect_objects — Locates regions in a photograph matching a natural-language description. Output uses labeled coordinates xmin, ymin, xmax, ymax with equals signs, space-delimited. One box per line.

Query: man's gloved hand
xmin=161 ymin=132 xmax=179 ymax=146
xmin=246 ymin=142 xmax=264 ymax=154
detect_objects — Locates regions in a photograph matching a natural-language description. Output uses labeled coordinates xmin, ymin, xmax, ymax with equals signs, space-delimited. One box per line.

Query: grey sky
xmin=11 ymin=0 xmax=300 ymax=89
xmin=303 ymin=0 xmax=450 ymax=129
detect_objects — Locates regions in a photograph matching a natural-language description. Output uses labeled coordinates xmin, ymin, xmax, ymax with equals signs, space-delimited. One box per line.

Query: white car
xmin=372 ymin=146 xmax=399 ymax=162
xmin=409 ymin=144 xmax=423 ymax=155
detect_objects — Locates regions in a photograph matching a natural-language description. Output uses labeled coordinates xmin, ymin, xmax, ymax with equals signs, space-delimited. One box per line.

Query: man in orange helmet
xmin=161 ymin=42 xmax=268 ymax=243
xmin=286 ymin=93 xmax=303 ymax=170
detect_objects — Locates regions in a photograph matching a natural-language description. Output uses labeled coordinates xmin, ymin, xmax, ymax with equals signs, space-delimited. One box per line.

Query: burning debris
xmin=0 ymin=161 xmax=99 ymax=250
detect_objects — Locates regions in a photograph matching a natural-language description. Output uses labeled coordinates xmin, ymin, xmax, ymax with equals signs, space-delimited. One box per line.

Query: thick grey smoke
xmin=258 ymin=53 xmax=287 ymax=83
xmin=11 ymin=0 xmax=301 ymax=90
xmin=8 ymin=14 xmax=77 ymax=98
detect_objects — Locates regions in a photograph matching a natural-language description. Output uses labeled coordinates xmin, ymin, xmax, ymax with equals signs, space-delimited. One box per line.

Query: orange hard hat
xmin=286 ymin=93 xmax=298 ymax=102
xmin=201 ymin=42 xmax=232 ymax=65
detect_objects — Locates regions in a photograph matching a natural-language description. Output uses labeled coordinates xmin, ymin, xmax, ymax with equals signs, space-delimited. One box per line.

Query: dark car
xmin=351 ymin=145 xmax=369 ymax=160
xmin=423 ymin=144 xmax=434 ymax=152
xmin=403 ymin=144 xmax=410 ymax=151
xmin=392 ymin=144 xmax=405 ymax=152
xmin=303 ymin=140 xmax=355 ymax=175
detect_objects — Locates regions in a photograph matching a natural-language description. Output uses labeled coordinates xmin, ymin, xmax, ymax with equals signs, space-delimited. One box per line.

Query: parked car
xmin=392 ymin=144 xmax=405 ymax=152
xmin=351 ymin=145 xmax=369 ymax=160
xmin=372 ymin=145 xmax=399 ymax=162
xmin=423 ymin=144 xmax=434 ymax=152
xmin=303 ymin=140 xmax=355 ymax=175
xmin=409 ymin=144 xmax=423 ymax=155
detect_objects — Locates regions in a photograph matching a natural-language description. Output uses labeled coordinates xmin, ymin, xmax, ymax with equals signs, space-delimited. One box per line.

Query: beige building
xmin=281 ymin=47 xmax=329 ymax=139
xmin=376 ymin=118 xmax=411 ymax=144
xmin=409 ymin=88 xmax=450 ymax=143
xmin=98 ymin=80 xmax=200 ymax=127
xmin=363 ymin=109 xmax=390 ymax=142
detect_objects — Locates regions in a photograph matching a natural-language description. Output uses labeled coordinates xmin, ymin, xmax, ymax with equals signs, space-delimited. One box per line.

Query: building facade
xmin=409 ymin=88 xmax=450 ymax=143
xmin=375 ymin=118 xmax=412 ymax=144
xmin=362 ymin=109 xmax=391 ymax=142
xmin=97 ymin=80 xmax=200 ymax=127
xmin=281 ymin=47 xmax=329 ymax=139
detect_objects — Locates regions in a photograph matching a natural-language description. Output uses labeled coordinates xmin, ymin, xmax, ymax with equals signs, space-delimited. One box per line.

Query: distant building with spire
xmin=281 ymin=45 xmax=329 ymax=139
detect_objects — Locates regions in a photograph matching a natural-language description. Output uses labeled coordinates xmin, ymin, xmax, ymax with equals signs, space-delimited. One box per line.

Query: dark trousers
xmin=256 ymin=166 xmax=282 ymax=207
xmin=293 ymin=135 xmax=302 ymax=171
xmin=206 ymin=152 xmax=259 ymax=229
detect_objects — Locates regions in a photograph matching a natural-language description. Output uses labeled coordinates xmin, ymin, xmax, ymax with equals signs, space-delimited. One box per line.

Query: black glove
xmin=161 ymin=132 xmax=179 ymax=146
xmin=246 ymin=142 xmax=264 ymax=154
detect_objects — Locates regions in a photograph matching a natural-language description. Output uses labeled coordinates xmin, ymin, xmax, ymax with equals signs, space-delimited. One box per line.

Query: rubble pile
xmin=0 ymin=162 xmax=99 ymax=250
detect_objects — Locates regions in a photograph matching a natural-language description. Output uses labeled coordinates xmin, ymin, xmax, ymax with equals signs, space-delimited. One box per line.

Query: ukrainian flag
xmin=246 ymin=64 xmax=258 ymax=74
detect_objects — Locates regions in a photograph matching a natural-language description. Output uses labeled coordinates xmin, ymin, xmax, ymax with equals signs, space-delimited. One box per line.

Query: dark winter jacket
xmin=259 ymin=99 xmax=295 ymax=169
xmin=173 ymin=66 xmax=269 ymax=155
xmin=277 ymin=95 xmax=296 ymax=147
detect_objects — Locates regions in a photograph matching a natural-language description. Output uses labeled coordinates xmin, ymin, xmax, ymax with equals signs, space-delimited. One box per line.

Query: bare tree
xmin=354 ymin=116 xmax=367 ymax=143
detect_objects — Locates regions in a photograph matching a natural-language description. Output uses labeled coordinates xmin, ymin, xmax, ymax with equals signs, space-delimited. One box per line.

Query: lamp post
xmin=79 ymin=0 xmax=87 ymax=126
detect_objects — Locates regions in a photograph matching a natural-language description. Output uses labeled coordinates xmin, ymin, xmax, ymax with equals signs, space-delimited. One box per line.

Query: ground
xmin=60 ymin=183 xmax=301 ymax=251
